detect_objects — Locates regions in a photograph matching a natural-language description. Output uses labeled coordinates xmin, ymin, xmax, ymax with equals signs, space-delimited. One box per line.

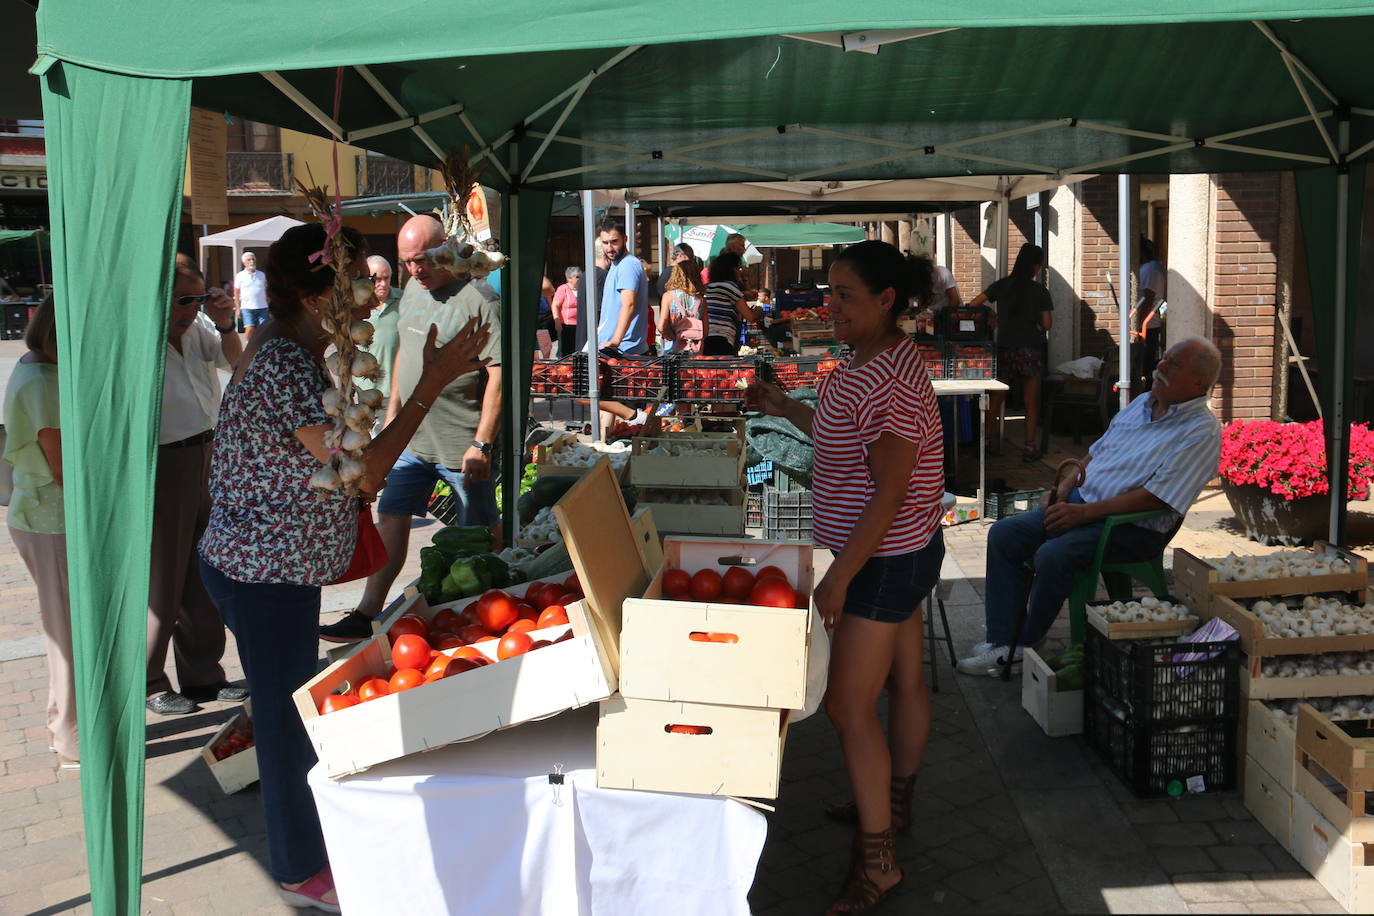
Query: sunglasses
xmin=174 ymin=293 xmax=213 ymax=307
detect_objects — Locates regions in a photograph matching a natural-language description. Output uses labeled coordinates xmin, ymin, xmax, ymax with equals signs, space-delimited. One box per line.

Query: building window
xmin=227 ymin=120 xmax=281 ymax=153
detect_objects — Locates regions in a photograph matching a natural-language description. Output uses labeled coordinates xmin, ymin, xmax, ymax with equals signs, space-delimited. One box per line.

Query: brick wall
xmin=950 ymin=206 xmax=983 ymax=298
xmin=1078 ymin=176 xmax=1122 ymax=358
xmin=1212 ymin=172 xmax=1282 ymax=421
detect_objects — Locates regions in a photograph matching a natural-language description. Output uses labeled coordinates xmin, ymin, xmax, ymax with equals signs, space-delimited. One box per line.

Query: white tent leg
xmin=583 ymin=190 xmax=602 ymax=441
xmin=996 ymin=189 xmax=1010 ymax=277
xmin=625 ymin=198 xmax=634 ymax=254
xmin=1329 ymin=119 xmax=1351 ymax=544
xmin=1118 ymin=174 xmax=1133 ymax=410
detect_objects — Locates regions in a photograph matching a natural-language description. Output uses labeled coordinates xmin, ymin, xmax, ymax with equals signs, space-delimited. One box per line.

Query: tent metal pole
xmin=1209 ymin=112 xmax=1332 ymax=143
xmin=1329 ymin=118 xmax=1351 ymax=544
xmin=1251 ymin=21 xmax=1339 ymax=104
xmin=1118 ymin=174 xmax=1132 ymax=410
xmin=625 ymin=197 xmax=634 ymax=254
xmin=1204 ymin=142 xmax=1328 ymax=165
xmin=1073 ymin=121 xmax=1190 ymax=144
xmin=1349 ymin=136 xmax=1374 ymax=163
xmin=657 ymin=215 xmax=665 ymax=283
xmin=583 ymin=190 xmax=601 ymax=441
xmin=1277 ymin=54 xmax=1340 ymax=161
xmin=997 ymin=189 xmax=1009 ymax=277
xmin=505 ymin=145 xmax=523 ymax=544
xmin=261 ymin=71 xmax=343 ymax=138
xmin=520 ymin=76 xmax=595 ymax=182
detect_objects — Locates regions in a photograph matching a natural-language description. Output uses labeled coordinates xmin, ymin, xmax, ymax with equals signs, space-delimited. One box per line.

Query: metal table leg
xmin=977 ymin=391 xmax=988 ymax=512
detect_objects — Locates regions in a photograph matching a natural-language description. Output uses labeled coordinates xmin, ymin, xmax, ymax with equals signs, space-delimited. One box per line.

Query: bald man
xmin=321 ymin=216 xmax=503 ymax=642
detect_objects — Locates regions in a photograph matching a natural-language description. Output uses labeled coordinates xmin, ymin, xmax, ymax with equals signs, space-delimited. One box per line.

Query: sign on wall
xmin=188 ymin=108 xmax=229 ymax=226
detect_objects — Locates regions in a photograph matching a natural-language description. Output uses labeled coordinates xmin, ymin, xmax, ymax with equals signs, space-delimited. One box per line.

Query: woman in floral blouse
xmin=198 ymin=223 xmax=489 ymax=912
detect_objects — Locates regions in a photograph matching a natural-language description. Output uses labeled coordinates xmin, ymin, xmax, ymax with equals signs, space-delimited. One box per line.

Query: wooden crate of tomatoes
xmin=674 ymin=356 xmax=766 ymax=403
xmin=201 ymin=702 xmax=258 ymax=794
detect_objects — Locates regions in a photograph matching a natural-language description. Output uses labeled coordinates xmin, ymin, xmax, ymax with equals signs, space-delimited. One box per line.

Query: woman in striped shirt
xmin=702 ymin=250 xmax=761 ymax=355
xmin=747 ymin=240 xmax=944 ymax=915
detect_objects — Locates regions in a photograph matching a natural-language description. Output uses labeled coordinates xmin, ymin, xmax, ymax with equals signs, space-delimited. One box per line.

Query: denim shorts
xmin=241 ymin=307 xmax=269 ymax=327
xmin=377 ymin=449 xmax=498 ymax=525
xmin=841 ymin=534 xmax=945 ymax=624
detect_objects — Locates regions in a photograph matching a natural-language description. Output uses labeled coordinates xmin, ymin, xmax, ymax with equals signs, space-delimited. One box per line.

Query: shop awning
xmin=732 ymin=223 xmax=868 ymax=248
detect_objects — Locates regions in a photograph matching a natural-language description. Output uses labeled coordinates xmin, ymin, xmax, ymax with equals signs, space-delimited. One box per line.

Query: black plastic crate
xmin=1083 ymin=692 xmax=1237 ymax=797
xmin=675 ymin=356 xmax=766 ymax=404
xmin=530 ymin=354 xmax=587 ymax=399
xmin=602 ymin=356 xmax=672 ymax=402
xmin=768 ymin=354 xmax=842 ymax=391
xmin=984 ymin=487 xmax=1050 ymax=519
xmin=946 ymin=342 xmax=997 ymax=380
xmin=427 ymin=484 xmax=462 ymax=525
xmin=1084 ymin=625 xmax=1240 ymax=724
xmin=941 ymin=304 xmax=993 ymax=340
xmin=762 ymin=487 xmax=812 ymax=541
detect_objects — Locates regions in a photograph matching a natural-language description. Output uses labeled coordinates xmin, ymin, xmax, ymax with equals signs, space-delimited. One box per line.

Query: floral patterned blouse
xmin=199 ymin=337 xmax=356 ymax=585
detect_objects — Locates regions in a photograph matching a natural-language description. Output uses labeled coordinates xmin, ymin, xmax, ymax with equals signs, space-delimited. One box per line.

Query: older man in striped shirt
xmin=958 ymin=336 xmax=1223 ymax=676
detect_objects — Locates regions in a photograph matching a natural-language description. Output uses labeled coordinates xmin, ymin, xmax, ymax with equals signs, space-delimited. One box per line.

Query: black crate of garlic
xmin=1084 ymin=625 xmax=1240 ymax=725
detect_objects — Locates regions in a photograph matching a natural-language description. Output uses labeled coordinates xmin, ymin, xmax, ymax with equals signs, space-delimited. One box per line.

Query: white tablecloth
xmin=308 ymin=706 xmax=768 ymax=915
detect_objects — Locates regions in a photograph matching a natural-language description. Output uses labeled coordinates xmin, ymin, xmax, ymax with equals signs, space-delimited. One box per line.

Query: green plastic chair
xmin=1066 ymin=507 xmax=1177 ymax=644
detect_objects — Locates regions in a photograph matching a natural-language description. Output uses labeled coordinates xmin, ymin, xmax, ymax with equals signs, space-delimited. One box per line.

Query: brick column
xmin=1077 ymin=176 xmax=1124 ymax=358
xmin=1212 ymin=173 xmax=1282 ymax=421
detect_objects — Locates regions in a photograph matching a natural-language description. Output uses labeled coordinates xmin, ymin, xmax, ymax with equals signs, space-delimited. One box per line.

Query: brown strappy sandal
xmin=826 ymin=828 xmax=903 ymax=914
xmin=823 ymin=774 xmax=918 ymax=835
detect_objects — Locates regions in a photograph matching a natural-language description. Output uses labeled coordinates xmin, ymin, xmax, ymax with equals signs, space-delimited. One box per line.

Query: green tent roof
xmin=734 ymin=223 xmax=868 ymax=247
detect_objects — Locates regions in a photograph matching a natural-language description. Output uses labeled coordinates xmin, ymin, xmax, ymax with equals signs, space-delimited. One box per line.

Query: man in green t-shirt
xmin=357 ymin=254 xmax=403 ymax=413
xmin=321 ymin=215 xmax=503 ymax=642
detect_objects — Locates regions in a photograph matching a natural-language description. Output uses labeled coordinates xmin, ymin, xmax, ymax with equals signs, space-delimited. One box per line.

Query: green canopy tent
xmin=31 ymin=4 xmax=1374 ymax=912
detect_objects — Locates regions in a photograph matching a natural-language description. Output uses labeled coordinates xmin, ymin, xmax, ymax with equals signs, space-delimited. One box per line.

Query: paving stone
xmin=1120 ymin=799 xmax=1181 ymax=824
xmin=1187 ymin=904 xmax=1252 ymax=914
xmin=1172 ymin=872 xmax=1269 ymax=903
xmin=1209 ymin=844 xmax=1279 ymax=873
xmin=1154 ymin=846 xmax=1218 ymax=875
xmin=1300 ymin=898 xmax=1352 ymax=913
xmin=1248 ymin=874 xmax=1329 ymax=902
xmin=1263 ymin=843 xmax=1304 ymax=870
xmin=1248 ymin=903 xmax=1311 ymax=914
xmin=1175 ymin=797 xmax=1230 ymax=822
xmin=1214 ymin=818 xmax=1277 ymax=846
xmin=1138 ymin=821 xmax=1220 ymax=847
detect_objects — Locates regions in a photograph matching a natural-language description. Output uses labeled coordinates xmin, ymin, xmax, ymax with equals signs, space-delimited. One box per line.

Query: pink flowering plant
xmin=1219 ymin=420 xmax=1374 ymax=501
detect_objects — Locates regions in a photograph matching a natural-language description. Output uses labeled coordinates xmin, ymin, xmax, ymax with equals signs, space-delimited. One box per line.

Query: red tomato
xmin=750 ymin=578 xmax=798 ymax=609
xmin=457 ymin=624 xmax=492 ymax=644
xmin=507 ymin=618 xmax=537 ymax=634
xmin=663 ymin=568 xmax=692 ymax=598
xmin=457 ymin=606 xmax=481 ymax=628
xmin=388 ymin=614 xmax=429 ymax=640
xmin=667 ymin=725 xmax=711 ymax=735
xmin=476 ymin=590 xmax=519 ymax=633
xmin=754 ymin=565 xmax=789 ymax=585
xmin=358 ymin=678 xmax=391 ymax=702
xmin=435 ymin=635 xmax=466 ymax=651
xmin=537 ymin=605 xmax=569 ymax=628
xmin=563 ymin=573 xmax=581 ymax=593
xmin=689 ymin=569 xmax=723 ymax=602
xmin=529 ymin=639 xmax=554 ymax=651
xmin=431 ymin=609 xmax=463 ymax=634
xmin=452 ymin=646 xmax=490 ymax=664
xmin=322 ymin=693 xmax=354 ymax=714
xmin=497 ymin=631 xmax=533 ymax=660
xmin=475 ymin=635 xmax=498 ymax=643
xmin=390 ymin=634 xmax=432 ymax=671
xmin=721 ymin=567 xmax=755 ymax=600
xmin=389 ymin=668 xmax=425 ymax=692
xmin=516 ymin=603 xmax=540 ymax=623
xmin=424 ymin=655 xmax=455 ymax=680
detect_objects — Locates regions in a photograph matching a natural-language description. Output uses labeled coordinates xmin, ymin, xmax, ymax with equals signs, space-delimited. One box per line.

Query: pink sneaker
xmin=278 ymin=866 xmax=341 ymax=912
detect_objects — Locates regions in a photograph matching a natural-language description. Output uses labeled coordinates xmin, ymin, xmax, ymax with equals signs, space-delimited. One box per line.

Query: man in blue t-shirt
xmin=596 ymin=219 xmax=649 ymax=356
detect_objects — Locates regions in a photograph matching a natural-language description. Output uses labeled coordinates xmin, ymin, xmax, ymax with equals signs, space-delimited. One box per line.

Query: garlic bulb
xmin=341 ymin=427 xmax=371 ymax=452
xmin=338 ymin=456 xmax=366 ymax=483
xmin=321 ymin=315 xmax=338 ymax=335
xmin=324 ymin=352 xmax=348 ymax=378
xmin=424 ymin=237 xmax=475 ymax=272
xmin=310 ymin=465 xmax=342 ymax=491
xmin=351 ymin=351 xmax=381 ymax=379
xmin=344 ymin=403 xmax=375 ymax=432
xmin=321 ymin=388 xmax=348 ymax=417
xmin=357 ymin=388 xmax=385 ymax=409
xmin=349 ymin=320 xmax=375 ymax=347
xmin=351 ymin=277 xmax=375 ymax=307
xmin=323 ymin=425 xmax=344 ymax=450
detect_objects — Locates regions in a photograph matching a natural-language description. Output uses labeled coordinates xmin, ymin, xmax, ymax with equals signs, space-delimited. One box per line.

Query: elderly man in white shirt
xmin=146 ymin=262 xmax=248 ymax=715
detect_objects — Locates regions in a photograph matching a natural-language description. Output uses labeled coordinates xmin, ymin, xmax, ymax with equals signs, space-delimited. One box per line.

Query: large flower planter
xmin=1222 ymin=482 xmax=1330 ymax=546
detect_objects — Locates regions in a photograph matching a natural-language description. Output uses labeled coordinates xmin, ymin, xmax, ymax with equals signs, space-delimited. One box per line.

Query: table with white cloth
xmin=931 ymin=377 xmax=1010 ymax=511
xmin=308 ymin=705 xmax=768 ymax=916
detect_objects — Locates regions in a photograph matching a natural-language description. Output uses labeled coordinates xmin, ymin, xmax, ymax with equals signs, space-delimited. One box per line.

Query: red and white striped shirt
xmin=811 ymin=336 xmax=944 ymax=556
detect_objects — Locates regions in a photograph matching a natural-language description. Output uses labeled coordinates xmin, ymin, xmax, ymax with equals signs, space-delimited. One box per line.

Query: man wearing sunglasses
xmin=146 ymin=262 xmax=247 ymax=715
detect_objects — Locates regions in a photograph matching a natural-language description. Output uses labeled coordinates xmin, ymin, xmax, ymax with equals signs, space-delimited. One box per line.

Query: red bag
xmin=332 ymin=500 xmax=388 ymax=584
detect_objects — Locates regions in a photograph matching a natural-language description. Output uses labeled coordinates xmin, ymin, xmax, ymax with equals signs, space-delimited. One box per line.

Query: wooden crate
xmin=637 ymin=490 xmax=746 ymax=536
xmin=1175 ymin=544 xmax=1368 ymax=615
xmin=1245 ymin=755 xmax=1294 ymax=850
xmin=628 ymin=437 xmax=745 ymax=489
xmin=1292 ymin=794 xmax=1374 ymax=912
xmin=372 ymin=581 xmax=543 ymax=635
xmin=618 ymin=537 xmax=814 ymax=710
xmin=535 ymin=434 xmax=629 ymax=481
xmin=1299 ymin=703 xmax=1374 ymax=793
xmin=1207 ymin=591 xmax=1374 ymax=659
xmin=1242 ymin=667 xmax=1374 ymax=700
xmin=596 ymin=695 xmax=787 ymax=800
xmin=294 ymin=463 xmax=650 ymax=777
xmin=1085 ymin=599 xmax=1201 ymax=640
xmin=201 ymin=702 xmax=258 ymax=794
xmin=1021 ymin=647 xmax=1083 ymax=738
xmin=1248 ymin=700 xmax=1299 ymax=794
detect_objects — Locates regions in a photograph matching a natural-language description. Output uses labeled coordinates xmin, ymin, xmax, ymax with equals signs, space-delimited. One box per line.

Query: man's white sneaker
xmin=956 ymin=644 xmax=1023 ymax=677
xmin=969 ymin=640 xmax=995 ymax=656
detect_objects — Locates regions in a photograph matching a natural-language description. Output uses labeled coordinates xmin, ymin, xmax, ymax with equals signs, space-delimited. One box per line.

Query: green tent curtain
xmin=40 ymin=60 xmax=189 ymax=916
xmin=733 ymin=223 xmax=868 ymax=248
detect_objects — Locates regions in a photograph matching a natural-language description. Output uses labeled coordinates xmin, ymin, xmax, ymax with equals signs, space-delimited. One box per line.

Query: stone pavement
xmin=0 ymin=424 xmax=1368 ymax=913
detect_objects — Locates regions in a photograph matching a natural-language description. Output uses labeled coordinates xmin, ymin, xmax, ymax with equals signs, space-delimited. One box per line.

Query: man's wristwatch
xmin=215 ymin=323 xmax=236 ymax=334
xmin=473 ymin=440 xmax=493 ymax=456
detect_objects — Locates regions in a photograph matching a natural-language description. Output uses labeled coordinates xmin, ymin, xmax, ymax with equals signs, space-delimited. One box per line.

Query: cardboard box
xmin=637 ymin=490 xmax=746 ymax=536
xmin=618 ymin=537 xmax=814 ymax=709
xmin=629 ymin=437 xmax=745 ymax=489
xmin=1021 ymin=647 xmax=1084 ymax=737
xmin=201 ymin=702 xmax=258 ymax=794
xmin=1208 ymin=592 xmax=1374 ymax=659
xmin=1248 ymin=700 xmax=1298 ymax=793
xmin=294 ymin=462 xmax=650 ymax=777
xmin=596 ymin=695 xmax=787 ymax=799
xmin=1175 ymin=544 xmax=1368 ymax=615
xmin=1245 ymin=755 xmax=1293 ymax=849
xmin=1292 ymin=794 xmax=1374 ymax=912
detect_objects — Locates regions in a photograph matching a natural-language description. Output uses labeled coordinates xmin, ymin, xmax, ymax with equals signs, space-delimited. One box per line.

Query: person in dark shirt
xmin=967 ymin=243 xmax=1053 ymax=461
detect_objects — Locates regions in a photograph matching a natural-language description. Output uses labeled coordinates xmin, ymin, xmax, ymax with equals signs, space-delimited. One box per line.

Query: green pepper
xmin=420 ymin=546 xmax=449 ymax=578
xmin=448 ymin=558 xmax=488 ymax=597
xmin=439 ymin=572 xmax=463 ymax=602
xmin=472 ymin=553 xmax=509 ymax=589
xmin=433 ymin=525 xmax=493 ymax=558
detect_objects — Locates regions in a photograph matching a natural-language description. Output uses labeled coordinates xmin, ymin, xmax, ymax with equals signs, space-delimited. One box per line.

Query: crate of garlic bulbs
xmin=1245 ymin=651 xmax=1374 ymax=700
xmin=1086 ymin=596 xmax=1201 ymax=640
xmin=1209 ymin=590 xmax=1374 ymax=660
xmin=535 ymin=435 xmax=631 ymax=481
xmin=1174 ymin=543 xmax=1367 ymax=614
xmin=629 ymin=437 xmax=745 ymax=489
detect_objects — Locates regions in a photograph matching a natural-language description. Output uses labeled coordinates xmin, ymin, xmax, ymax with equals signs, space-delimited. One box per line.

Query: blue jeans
xmin=376 ymin=449 xmax=498 ymax=525
xmin=199 ymin=558 xmax=326 ymax=885
xmin=983 ymin=490 xmax=1171 ymax=646
xmin=841 ymin=534 xmax=945 ymax=624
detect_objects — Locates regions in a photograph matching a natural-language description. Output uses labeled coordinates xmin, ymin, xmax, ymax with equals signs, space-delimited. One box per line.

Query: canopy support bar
xmin=521 ymin=76 xmax=595 ymax=183
xmin=261 ymin=71 xmax=343 ymax=139
xmin=1252 ymin=20 xmax=1339 ymax=105
xmin=1073 ymin=121 xmax=1191 ymax=144
xmin=525 ymin=131 xmax=789 ymax=183
xmin=458 ymin=113 xmax=510 ymax=183
xmin=1205 ymin=141 xmax=1328 ymax=165
xmin=1277 ymin=54 xmax=1340 ymax=162
xmin=350 ymin=65 xmax=446 ymax=160
xmin=345 ymin=101 xmax=465 ymax=145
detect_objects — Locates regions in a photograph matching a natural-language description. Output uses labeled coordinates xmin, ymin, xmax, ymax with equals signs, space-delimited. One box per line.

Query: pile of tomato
xmin=769 ymin=356 xmax=840 ymax=391
xmin=211 ymin=722 xmax=255 ymax=761
xmin=530 ymin=359 xmax=580 ymax=397
xmin=676 ymin=360 xmax=760 ymax=402
xmin=602 ymin=358 xmax=669 ymax=401
xmin=948 ymin=343 xmax=995 ymax=379
xmin=317 ymin=576 xmax=584 ymax=715
xmin=660 ymin=564 xmax=802 ymax=609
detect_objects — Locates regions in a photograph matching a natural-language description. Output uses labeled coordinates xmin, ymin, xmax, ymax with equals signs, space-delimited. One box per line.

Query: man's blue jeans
xmin=983 ymin=491 xmax=1172 ymax=646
